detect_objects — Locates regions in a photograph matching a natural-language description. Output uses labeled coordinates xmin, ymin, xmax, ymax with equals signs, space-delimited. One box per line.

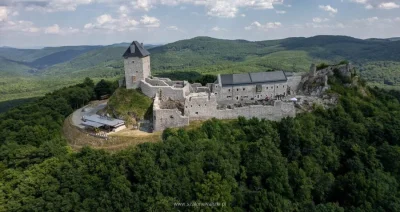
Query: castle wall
xmin=140 ymin=80 xmax=189 ymax=101
xmin=214 ymin=101 xmax=296 ymax=121
xmin=184 ymin=93 xmax=218 ymax=119
xmin=153 ymin=93 xmax=189 ymax=132
xmin=124 ymin=56 xmax=150 ymax=89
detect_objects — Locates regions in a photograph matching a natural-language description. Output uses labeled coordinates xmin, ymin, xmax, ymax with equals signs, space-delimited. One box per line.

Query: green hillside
xmin=1 ymin=35 xmax=400 ymax=104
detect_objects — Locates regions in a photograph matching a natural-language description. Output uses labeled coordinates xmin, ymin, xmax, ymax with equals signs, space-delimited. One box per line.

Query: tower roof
xmin=123 ymin=41 xmax=150 ymax=58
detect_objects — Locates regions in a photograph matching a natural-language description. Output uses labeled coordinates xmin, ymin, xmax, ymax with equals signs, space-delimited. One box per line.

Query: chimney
xmin=130 ymin=44 xmax=135 ymax=53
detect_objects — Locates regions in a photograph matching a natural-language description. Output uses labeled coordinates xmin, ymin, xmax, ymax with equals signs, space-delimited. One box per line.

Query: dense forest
xmin=1 ymin=72 xmax=400 ymax=211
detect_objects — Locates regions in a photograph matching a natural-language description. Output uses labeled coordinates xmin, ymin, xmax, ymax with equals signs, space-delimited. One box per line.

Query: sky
xmin=0 ymin=0 xmax=400 ymax=48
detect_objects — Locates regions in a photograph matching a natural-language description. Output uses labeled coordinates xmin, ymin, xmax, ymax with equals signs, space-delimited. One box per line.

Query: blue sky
xmin=0 ymin=0 xmax=400 ymax=47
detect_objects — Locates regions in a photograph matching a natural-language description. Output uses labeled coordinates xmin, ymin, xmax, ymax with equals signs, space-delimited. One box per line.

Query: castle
xmin=122 ymin=41 xmax=304 ymax=131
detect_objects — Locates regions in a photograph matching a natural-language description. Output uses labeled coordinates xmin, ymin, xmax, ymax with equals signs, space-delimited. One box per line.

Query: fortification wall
xmin=214 ymin=101 xmax=295 ymax=121
xmin=153 ymin=93 xmax=189 ymax=131
xmin=184 ymin=93 xmax=218 ymax=119
xmin=140 ymin=80 xmax=187 ymax=100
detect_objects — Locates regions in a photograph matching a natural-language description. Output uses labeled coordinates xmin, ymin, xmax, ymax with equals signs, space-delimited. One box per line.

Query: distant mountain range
xmin=1 ymin=35 xmax=400 ymax=103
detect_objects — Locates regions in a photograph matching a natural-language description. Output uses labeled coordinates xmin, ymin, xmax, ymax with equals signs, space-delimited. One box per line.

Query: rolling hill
xmin=1 ymin=35 xmax=400 ymax=105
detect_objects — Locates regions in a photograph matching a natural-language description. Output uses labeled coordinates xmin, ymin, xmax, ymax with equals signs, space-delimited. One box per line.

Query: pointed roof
xmin=122 ymin=41 xmax=150 ymax=58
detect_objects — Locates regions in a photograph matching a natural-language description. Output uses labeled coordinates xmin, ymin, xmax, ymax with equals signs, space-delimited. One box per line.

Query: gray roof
xmin=83 ymin=115 xmax=125 ymax=127
xmin=123 ymin=41 xmax=150 ymax=58
xmin=82 ymin=121 xmax=105 ymax=128
xmin=220 ymin=71 xmax=287 ymax=86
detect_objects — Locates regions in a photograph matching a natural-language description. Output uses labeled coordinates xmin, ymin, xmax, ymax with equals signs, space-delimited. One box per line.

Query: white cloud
xmin=313 ymin=17 xmax=330 ymax=23
xmin=84 ymin=13 xmax=143 ymax=32
xmin=350 ymin=0 xmax=400 ymax=9
xmin=211 ymin=26 xmax=227 ymax=31
xmin=319 ymin=5 xmax=338 ymax=15
xmin=44 ymin=24 xmax=79 ymax=34
xmin=240 ymin=14 xmax=246 ymax=17
xmin=166 ymin=25 xmax=178 ymax=30
xmin=245 ymin=21 xmax=282 ymax=31
xmin=207 ymin=1 xmax=238 ymax=18
xmin=45 ymin=24 xmax=60 ymax=34
xmin=140 ymin=15 xmax=160 ymax=27
xmin=123 ymin=0 xmax=283 ymax=18
xmin=0 ymin=20 xmax=40 ymax=33
xmin=276 ymin=10 xmax=286 ymax=14
xmin=0 ymin=7 xmax=8 ymax=22
xmin=378 ymin=2 xmax=400 ymax=9
xmin=16 ymin=0 xmax=94 ymax=12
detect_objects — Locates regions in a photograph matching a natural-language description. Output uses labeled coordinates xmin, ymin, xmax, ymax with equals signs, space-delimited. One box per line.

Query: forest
xmin=1 ymin=71 xmax=400 ymax=211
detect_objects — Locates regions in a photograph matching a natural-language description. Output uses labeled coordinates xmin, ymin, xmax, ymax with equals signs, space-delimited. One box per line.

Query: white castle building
xmin=123 ymin=41 xmax=303 ymax=131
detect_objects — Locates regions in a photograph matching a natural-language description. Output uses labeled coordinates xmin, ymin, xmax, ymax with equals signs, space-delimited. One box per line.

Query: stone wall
xmin=153 ymin=93 xmax=189 ymax=131
xmin=214 ymin=101 xmax=296 ymax=121
xmin=184 ymin=93 xmax=218 ymax=119
xmin=124 ymin=56 xmax=151 ymax=89
xmin=140 ymin=80 xmax=189 ymax=101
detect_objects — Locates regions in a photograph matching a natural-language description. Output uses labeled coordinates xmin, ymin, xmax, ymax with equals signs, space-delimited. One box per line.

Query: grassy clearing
xmin=106 ymin=88 xmax=153 ymax=124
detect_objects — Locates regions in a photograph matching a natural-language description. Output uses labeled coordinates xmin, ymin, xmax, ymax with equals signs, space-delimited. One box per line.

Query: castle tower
xmin=122 ymin=41 xmax=151 ymax=89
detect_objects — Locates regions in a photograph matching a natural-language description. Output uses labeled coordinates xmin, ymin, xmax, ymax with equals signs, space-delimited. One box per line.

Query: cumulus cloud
xmin=44 ymin=24 xmax=79 ymax=34
xmin=140 ymin=15 xmax=160 ymax=27
xmin=118 ymin=0 xmax=283 ymax=18
xmin=3 ymin=0 xmax=94 ymax=12
xmin=276 ymin=10 xmax=286 ymax=14
xmin=350 ymin=0 xmax=400 ymax=9
xmin=378 ymin=2 xmax=400 ymax=9
xmin=245 ymin=21 xmax=282 ymax=31
xmin=84 ymin=13 xmax=160 ymax=32
xmin=319 ymin=5 xmax=338 ymax=15
xmin=0 ymin=20 xmax=40 ymax=33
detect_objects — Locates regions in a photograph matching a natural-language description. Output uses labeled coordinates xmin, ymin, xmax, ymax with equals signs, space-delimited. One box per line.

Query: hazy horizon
xmin=2 ymin=34 xmax=400 ymax=49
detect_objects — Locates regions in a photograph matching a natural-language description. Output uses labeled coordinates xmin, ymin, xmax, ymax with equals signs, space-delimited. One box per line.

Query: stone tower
xmin=123 ymin=41 xmax=151 ymax=89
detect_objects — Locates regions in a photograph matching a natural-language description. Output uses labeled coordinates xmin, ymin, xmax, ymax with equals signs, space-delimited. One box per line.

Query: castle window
xmin=132 ymin=61 xmax=135 ymax=63
xmin=227 ymin=96 xmax=232 ymax=98
xmin=256 ymin=85 xmax=262 ymax=93
xmin=195 ymin=112 xmax=199 ymax=115
xmin=215 ymin=93 xmax=217 ymax=95
xmin=170 ymin=115 xmax=174 ymax=119
xmin=205 ymin=104 xmax=207 ymax=106
xmin=243 ymin=88 xmax=245 ymax=91
xmin=228 ymin=89 xmax=231 ymax=92
xmin=237 ymin=88 xmax=239 ymax=91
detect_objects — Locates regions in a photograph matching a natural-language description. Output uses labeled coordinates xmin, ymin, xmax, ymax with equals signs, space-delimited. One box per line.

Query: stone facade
xmin=153 ymin=92 xmax=189 ymax=132
xmin=124 ymin=56 xmax=151 ymax=89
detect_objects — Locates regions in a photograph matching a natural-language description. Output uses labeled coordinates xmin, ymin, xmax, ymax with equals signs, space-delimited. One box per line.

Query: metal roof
xmin=83 ymin=115 xmax=125 ymax=127
xmin=82 ymin=121 xmax=104 ymax=128
xmin=123 ymin=41 xmax=150 ymax=58
xmin=219 ymin=71 xmax=287 ymax=86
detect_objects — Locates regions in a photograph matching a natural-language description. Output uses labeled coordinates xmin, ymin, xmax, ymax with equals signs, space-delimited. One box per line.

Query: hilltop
xmin=1 ymin=35 xmax=400 ymax=105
